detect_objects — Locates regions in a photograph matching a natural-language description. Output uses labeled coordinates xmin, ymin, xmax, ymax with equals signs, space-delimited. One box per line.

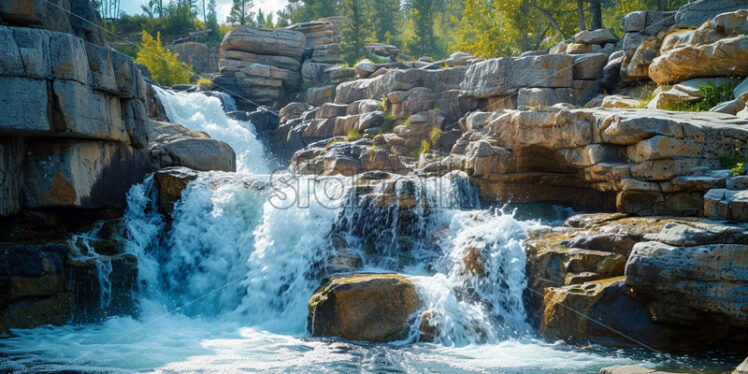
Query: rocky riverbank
xmin=1 ymin=0 xmax=747 ymax=370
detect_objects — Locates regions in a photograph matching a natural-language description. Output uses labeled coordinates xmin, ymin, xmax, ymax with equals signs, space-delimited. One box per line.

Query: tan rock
xmin=308 ymin=273 xmax=421 ymax=342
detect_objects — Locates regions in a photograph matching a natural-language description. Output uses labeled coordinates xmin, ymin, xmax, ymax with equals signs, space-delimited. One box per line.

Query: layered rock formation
xmin=0 ymin=0 xmax=236 ymax=332
xmin=168 ymin=42 xmax=219 ymax=75
xmin=534 ymin=213 xmax=748 ymax=352
xmin=420 ymin=108 xmax=748 ymax=215
xmin=213 ymin=20 xmax=345 ymax=109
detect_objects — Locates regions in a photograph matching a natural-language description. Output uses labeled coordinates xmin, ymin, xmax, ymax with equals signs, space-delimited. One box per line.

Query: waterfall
xmin=0 ymin=88 xmax=692 ymax=374
xmin=153 ymin=86 xmax=269 ymax=174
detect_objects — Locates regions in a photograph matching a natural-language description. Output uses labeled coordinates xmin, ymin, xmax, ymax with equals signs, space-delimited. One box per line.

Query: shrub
xmin=666 ymin=82 xmax=737 ymax=112
xmin=135 ymin=30 xmax=192 ymax=86
xmin=346 ymin=128 xmax=362 ymax=141
xmin=732 ymin=163 xmax=746 ymax=176
xmin=429 ymin=127 xmax=442 ymax=146
xmin=417 ymin=140 xmax=430 ymax=155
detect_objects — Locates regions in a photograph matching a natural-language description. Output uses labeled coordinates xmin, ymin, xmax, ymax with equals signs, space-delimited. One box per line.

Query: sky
xmin=120 ymin=0 xmax=289 ymax=24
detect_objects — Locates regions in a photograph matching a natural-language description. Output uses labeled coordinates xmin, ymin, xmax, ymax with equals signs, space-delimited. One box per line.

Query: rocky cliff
xmin=0 ymin=0 xmax=236 ymax=332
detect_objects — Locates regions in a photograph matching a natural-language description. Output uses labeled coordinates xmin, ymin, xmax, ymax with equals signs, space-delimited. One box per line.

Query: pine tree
xmin=256 ymin=9 xmax=265 ymax=27
xmin=372 ymin=0 xmax=401 ymax=44
xmin=411 ymin=0 xmax=435 ymax=57
xmin=227 ymin=0 xmax=254 ymax=26
xmin=340 ymin=0 xmax=370 ymax=64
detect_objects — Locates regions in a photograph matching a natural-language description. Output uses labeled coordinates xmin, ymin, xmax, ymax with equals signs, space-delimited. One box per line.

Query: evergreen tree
xmin=411 ymin=0 xmax=435 ymax=57
xmin=257 ymin=9 xmax=265 ymax=27
xmin=372 ymin=0 xmax=401 ymax=44
xmin=227 ymin=0 xmax=254 ymax=26
xmin=340 ymin=0 xmax=370 ymax=64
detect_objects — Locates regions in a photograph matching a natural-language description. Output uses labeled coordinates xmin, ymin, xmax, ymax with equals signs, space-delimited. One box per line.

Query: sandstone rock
xmin=649 ymin=10 xmax=748 ymax=84
xmin=626 ymin=240 xmax=748 ymax=327
xmin=566 ymin=43 xmax=602 ymax=54
xmin=153 ymin=167 xmax=199 ymax=215
xmin=365 ymin=43 xmax=399 ymax=58
xmin=572 ymin=53 xmax=608 ymax=80
xmin=461 ymin=55 xmax=573 ymax=99
xmin=0 ymin=242 xmax=71 ymax=329
xmin=220 ymin=26 xmax=306 ymax=59
xmin=446 ymin=52 xmax=474 ymax=67
xmin=646 ymin=87 xmax=702 ymax=110
xmin=337 ymin=67 xmax=465 ymax=105
xmin=221 ymin=50 xmax=302 ymax=71
xmin=517 ymin=87 xmax=576 ymax=108
xmin=355 ymin=59 xmax=377 ymax=78
xmin=144 ymin=120 xmax=236 ymax=172
xmin=168 ymin=42 xmax=218 ymax=74
xmin=675 ymin=0 xmax=748 ymax=27
xmin=735 ymin=357 xmax=748 ymax=374
xmin=307 ymin=85 xmax=336 ymax=106
xmin=575 ymin=29 xmax=618 ymax=45
xmin=0 ymin=137 xmax=26 ymax=216
xmin=541 ymin=277 xmax=699 ymax=350
xmin=308 ymin=273 xmax=421 ymax=342
xmin=291 ymin=141 xmax=408 ymax=176
xmin=301 ymin=61 xmax=333 ymax=87
xmin=23 ymin=141 xmax=151 ymax=209
xmin=704 ymin=188 xmax=748 ymax=221
xmin=601 ymin=95 xmax=641 ymax=108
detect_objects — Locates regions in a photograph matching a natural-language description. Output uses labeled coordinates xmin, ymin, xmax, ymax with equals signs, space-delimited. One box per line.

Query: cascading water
xmin=0 ymin=89 xmax=721 ymax=373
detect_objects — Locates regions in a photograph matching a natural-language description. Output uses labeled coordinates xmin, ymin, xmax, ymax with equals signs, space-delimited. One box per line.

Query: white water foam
xmin=153 ymin=86 xmax=268 ymax=173
xmin=0 ymin=89 xmax=725 ymax=373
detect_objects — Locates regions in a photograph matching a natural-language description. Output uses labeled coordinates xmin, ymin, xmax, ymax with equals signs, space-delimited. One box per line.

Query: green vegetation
xmin=417 ymin=140 xmax=431 ymax=155
xmin=720 ymin=152 xmax=748 ymax=174
xmin=135 ymin=30 xmax=193 ymax=86
xmin=346 ymin=128 xmax=362 ymax=141
xmin=100 ymin=0 xmax=691 ymax=70
xmin=665 ymin=82 xmax=737 ymax=112
xmin=428 ymin=127 xmax=442 ymax=146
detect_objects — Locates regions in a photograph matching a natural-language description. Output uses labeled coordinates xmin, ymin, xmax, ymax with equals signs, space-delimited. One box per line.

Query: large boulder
xmin=649 ymin=10 xmax=748 ymax=84
xmin=144 ymin=120 xmax=236 ymax=172
xmin=23 ymin=140 xmax=151 ymax=209
xmin=220 ymin=26 xmax=306 ymax=59
xmin=308 ymin=273 xmax=422 ymax=342
xmin=675 ymin=0 xmax=748 ymax=27
xmin=461 ymin=54 xmax=573 ymax=99
xmin=626 ymin=240 xmax=748 ymax=328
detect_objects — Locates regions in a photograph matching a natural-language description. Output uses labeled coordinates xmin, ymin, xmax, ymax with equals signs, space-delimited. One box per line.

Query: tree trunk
xmin=657 ymin=0 xmax=665 ymax=11
xmin=577 ymin=0 xmax=586 ymax=31
xmin=158 ymin=0 xmax=163 ymax=18
xmin=202 ymin=0 xmax=207 ymax=23
xmin=590 ymin=0 xmax=602 ymax=30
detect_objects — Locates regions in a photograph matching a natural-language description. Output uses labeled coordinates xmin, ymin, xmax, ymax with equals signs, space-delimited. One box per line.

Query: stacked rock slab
xmin=215 ymin=26 xmax=306 ymax=108
xmin=288 ymin=20 xmax=346 ymax=106
xmin=168 ymin=42 xmax=219 ymax=74
xmin=420 ymin=108 xmax=748 ymax=216
xmin=536 ymin=213 xmax=748 ymax=353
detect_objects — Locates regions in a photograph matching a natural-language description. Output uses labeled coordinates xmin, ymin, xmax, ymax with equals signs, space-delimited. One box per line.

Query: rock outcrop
xmin=649 ymin=10 xmax=748 ymax=84
xmin=533 ymin=213 xmax=748 ymax=353
xmin=308 ymin=273 xmax=421 ymax=343
xmin=420 ymin=108 xmax=748 ymax=216
xmin=168 ymin=42 xmax=219 ymax=74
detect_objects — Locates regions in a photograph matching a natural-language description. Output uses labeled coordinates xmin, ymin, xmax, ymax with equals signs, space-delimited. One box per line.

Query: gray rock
xmin=461 ymin=54 xmax=573 ymax=99
xmin=517 ymin=87 xmax=576 ymax=108
xmin=24 ymin=140 xmax=151 ymax=209
xmin=575 ymin=28 xmax=618 ymax=45
xmin=675 ymin=0 xmax=748 ymax=27
xmin=221 ymin=26 xmax=306 ymax=59
xmin=572 ymin=53 xmax=608 ymax=80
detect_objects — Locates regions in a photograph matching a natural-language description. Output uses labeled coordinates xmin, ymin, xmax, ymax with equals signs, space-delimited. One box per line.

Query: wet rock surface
xmin=308 ymin=273 xmax=421 ymax=343
xmin=531 ymin=213 xmax=748 ymax=353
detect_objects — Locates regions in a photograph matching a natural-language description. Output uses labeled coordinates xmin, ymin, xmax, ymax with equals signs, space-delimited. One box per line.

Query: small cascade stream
xmin=0 ymin=88 xmax=728 ymax=373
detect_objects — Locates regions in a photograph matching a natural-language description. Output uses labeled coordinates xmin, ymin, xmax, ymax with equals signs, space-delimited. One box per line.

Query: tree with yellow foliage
xmin=135 ymin=30 xmax=192 ymax=86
